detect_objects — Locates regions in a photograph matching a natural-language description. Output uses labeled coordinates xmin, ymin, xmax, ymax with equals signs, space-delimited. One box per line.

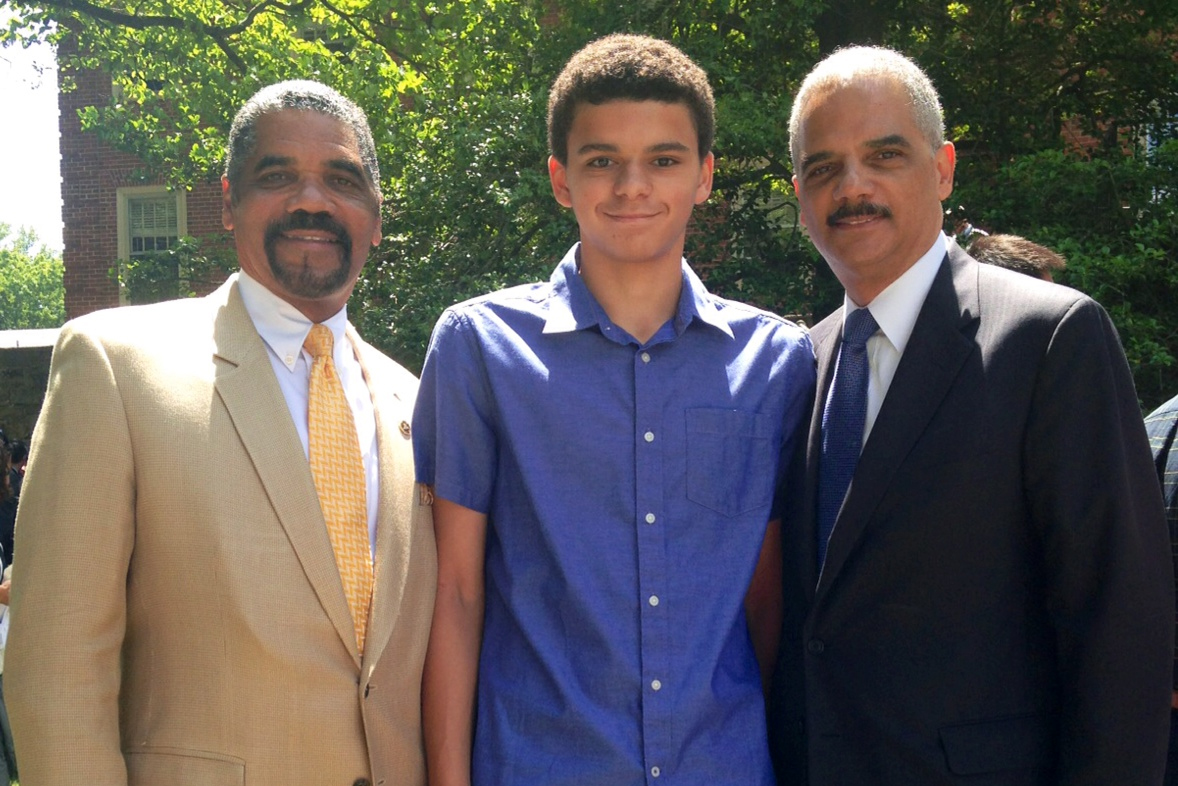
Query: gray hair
xmin=789 ymin=46 xmax=945 ymax=169
xmin=224 ymin=80 xmax=381 ymax=201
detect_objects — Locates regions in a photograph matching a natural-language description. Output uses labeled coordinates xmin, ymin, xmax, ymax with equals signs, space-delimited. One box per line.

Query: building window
xmin=116 ymin=186 xmax=187 ymax=304
xmin=129 ymin=196 xmax=178 ymax=256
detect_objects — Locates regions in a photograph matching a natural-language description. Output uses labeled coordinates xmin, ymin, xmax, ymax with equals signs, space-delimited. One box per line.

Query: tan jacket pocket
xmin=126 ymin=747 xmax=245 ymax=786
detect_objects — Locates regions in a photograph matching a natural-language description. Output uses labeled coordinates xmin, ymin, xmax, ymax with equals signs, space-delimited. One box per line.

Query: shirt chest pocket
xmin=684 ymin=408 xmax=777 ymax=516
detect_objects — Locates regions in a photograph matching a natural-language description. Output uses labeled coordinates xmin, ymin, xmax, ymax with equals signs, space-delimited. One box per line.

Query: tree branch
xmin=317 ymin=0 xmax=423 ymax=71
xmin=35 ymin=0 xmax=313 ymax=72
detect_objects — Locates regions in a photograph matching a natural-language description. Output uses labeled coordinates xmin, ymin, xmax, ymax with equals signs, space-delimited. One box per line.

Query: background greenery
xmin=0 ymin=225 xmax=63 ymax=330
xmin=2 ymin=0 xmax=1176 ymax=408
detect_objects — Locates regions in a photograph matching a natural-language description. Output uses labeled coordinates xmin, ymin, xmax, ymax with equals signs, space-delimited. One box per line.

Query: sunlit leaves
xmin=0 ymin=225 xmax=65 ymax=330
xmin=1 ymin=0 xmax=1175 ymax=387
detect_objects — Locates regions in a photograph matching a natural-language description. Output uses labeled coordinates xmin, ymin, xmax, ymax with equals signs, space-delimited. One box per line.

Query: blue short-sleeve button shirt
xmin=413 ymin=244 xmax=815 ymax=786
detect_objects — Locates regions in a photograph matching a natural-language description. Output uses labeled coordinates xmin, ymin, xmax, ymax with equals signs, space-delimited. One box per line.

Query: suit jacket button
xmin=807 ymin=639 xmax=825 ymax=654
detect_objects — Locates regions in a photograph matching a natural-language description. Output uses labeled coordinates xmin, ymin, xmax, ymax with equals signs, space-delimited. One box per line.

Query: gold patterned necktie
xmin=304 ymin=324 xmax=373 ymax=655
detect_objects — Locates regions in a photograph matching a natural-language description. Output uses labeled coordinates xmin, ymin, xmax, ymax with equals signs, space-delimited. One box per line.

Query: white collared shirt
xmin=842 ymin=231 xmax=948 ymax=445
xmin=237 ymin=271 xmax=379 ymax=558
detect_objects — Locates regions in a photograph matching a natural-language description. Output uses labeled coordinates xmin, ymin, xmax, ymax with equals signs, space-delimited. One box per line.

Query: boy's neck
xmin=578 ymin=246 xmax=684 ymax=344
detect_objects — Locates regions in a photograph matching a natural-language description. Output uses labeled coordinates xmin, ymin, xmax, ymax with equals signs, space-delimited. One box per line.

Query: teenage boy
xmin=413 ymin=34 xmax=815 ymax=786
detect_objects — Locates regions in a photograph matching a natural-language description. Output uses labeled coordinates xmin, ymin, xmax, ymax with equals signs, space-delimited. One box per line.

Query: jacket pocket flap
xmin=125 ymin=747 xmax=245 ymax=785
xmin=939 ymin=713 xmax=1051 ymax=775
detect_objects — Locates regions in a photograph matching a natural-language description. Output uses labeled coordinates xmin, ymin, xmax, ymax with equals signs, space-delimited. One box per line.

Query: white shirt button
xmin=640 ymin=352 xmax=651 ymax=363
xmin=651 ymin=766 xmax=661 ymax=778
xmin=645 ymin=513 xmax=656 ymax=524
xmin=644 ymin=431 xmax=655 ymax=442
xmin=651 ymin=679 xmax=662 ymax=691
xmin=648 ymin=595 xmax=659 ymax=607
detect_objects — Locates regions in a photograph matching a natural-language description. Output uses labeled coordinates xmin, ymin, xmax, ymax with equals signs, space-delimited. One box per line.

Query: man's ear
xmin=792 ymin=175 xmax=808 ymax=228
xmin=371 ymin=199 xmax=382 ymax=247
xmin=935 ymin=141 xmax=956 ymax=201
xmin=221 ymin=176 xmax=235 ymax=231
xmin=549 ymin=156 xmax=573 ymax=208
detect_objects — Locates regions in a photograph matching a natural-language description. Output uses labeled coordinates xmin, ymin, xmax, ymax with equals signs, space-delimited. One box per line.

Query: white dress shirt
xmin=841 ymin=231 xmax=948 ymax=445
xmin=237 ymin=271 xmax=380 ymax=558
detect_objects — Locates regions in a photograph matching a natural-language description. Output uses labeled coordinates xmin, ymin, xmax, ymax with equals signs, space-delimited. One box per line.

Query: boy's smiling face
xmin=549 ymin=99 xmax=713 ymax=271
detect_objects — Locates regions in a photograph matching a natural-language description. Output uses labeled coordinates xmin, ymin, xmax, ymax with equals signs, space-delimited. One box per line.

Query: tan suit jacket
xmin=6 ymin=276 xmax=436 ymax=786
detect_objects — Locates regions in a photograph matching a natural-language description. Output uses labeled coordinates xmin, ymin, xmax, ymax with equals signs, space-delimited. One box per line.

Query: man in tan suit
xmin=6 ymin=80 xmax=435 ymax=786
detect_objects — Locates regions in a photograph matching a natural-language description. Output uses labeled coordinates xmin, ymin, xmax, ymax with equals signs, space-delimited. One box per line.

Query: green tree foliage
xmin=892 ymin=0 xmax=1178 ymax=162
xmin=0 ymin=224 xmax=65 ymax=330
xmin=2 ymin=0 xmax=1176 ymax=403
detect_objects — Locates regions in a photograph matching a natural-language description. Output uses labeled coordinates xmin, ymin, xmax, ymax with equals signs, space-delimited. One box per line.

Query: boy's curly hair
xmin=547 ymin=33 xmax=715 ymax=164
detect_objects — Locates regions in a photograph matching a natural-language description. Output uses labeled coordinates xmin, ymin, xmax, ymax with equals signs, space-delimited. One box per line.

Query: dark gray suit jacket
xmin=770 ymin=241 xmax=1173 ymax=784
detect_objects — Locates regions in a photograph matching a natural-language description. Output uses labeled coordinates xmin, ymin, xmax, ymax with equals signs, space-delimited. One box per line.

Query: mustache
xmin=827 ymin=202 xmax=892 ymax=227
xmin=264 ymin=211 xmax=352 ymax=252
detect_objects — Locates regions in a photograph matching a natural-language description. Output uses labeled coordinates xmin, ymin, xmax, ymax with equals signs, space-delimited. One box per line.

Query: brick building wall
xmin=58 ymin=36 xmax=228 ymax=319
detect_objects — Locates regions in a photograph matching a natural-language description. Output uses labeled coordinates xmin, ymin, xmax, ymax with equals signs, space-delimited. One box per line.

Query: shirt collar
xmin=542 ymin=243 xmax=734 ymax=341
xmin=845 ymin=231 xmax=946 ymax=355
xmin=237 ymin=270 xmax=349 ymax=372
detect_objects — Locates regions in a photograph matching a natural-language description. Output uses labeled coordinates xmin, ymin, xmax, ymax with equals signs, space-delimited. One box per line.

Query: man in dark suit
xmin=769 ymin=45 xmax=1173 ymax=784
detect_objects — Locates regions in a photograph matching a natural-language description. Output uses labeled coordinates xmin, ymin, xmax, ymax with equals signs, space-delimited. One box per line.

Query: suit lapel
xmin=212 ymin=277 xmax=361 ymax=664
xmin=349 ymin=327 xmax=415 ymax=672
xmin=815 ymin=246 xmax=981 ymax=599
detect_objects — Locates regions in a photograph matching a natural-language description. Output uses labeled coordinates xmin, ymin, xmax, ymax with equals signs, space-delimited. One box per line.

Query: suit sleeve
xmin=1024 ymin=297 xmax=1173 ymax=784
xmin=7 ymin=323 xmax=136 ymax=786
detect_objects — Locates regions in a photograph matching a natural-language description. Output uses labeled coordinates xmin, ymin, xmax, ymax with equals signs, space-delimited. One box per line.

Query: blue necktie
xmin=817 ymin=307 xmax=878 ymax=569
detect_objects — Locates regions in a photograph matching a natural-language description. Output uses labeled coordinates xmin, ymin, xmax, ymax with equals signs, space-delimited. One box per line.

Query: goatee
xmin=263 ymin=210 xmax=354 ymax=299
